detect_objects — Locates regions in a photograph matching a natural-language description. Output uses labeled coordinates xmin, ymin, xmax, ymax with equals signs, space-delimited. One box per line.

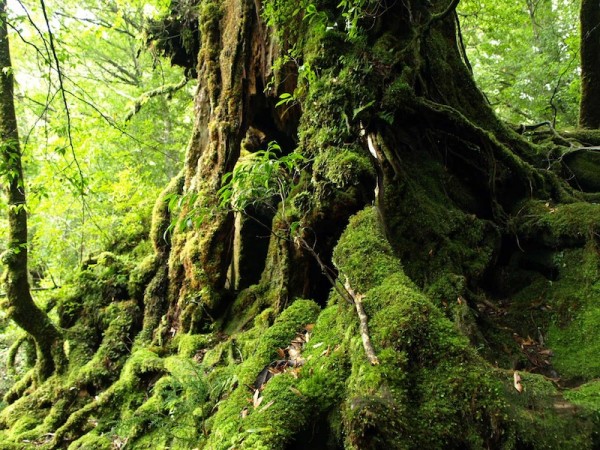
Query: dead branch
xmin=344 ymin=277 xmax=379 ymax=365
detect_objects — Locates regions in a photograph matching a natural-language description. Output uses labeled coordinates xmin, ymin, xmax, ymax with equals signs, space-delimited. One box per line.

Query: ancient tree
xmin=0 ymin=0 xmax=599 ymax=448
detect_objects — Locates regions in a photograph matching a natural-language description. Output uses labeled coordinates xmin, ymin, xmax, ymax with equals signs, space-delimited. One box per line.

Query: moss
xmin=382 ymin=76 xmax=414 ymax=111
xmin=0 ymin=436 xmax=21 ymax=450
xmin=344 ymin=389 xmax=407 ymax=450
xmin=176 ymin=333 xmax=216 ymax=358
xmin=381 ymin=156 xmax=500 ymax=286
xmin=549 ymin=302 xmax=600 ymax=379
xmin=3 ymin=368 xmax=34 ymax=404
xmin=330 ymin=208 xmax=509 ymax=448
xmin=203 ymin=301 xmax=348 ymax=449
xmin=563 ymin=150 xmax=600 ymax=192
xmin=118 ymin=357 xmax=208 ymax=448
xmin=501 ymin=371 xmax=598 ymax=449
xmin=425 ymin=273 xmax=470 ymax=314
xmin=514 ymin=200 xmax=600 ymax=247
xmin=9 ymin=413 xmax=38 ymax=436
xmin=248 ymin=214 xmax=294 ymax=313
xmin=70 ymin=300 xmax=141 ymax=389
xmin=500 ymin=242 xmax=600 ymax=381
xmin=128 ymin=253 xmax=159 ymax=303
xmin=414 ymin=363 xmax=505 ymax=449
xmin=206 ymin=299 xmax=320 ymax=449
xmin=255 ymin=300 xmax=320 ymax=355
xmin=328 ymin=206 xmax=594 ymax=447
xmin=237 ymin=374 xmax=310 ymax=449
xmin=68 ymin=432 xmax=113 ymax=449
xmin=120 ymin=348 xmax=165 ymax=381
xmin=150 ymin=171 xmax=184 ymax=256
xmin=0 ymin=375 xmax=58 ymax=429
xmin=222 ymin=285 xmax=268 ymax=335
xmin=47 ymin=349 xmax=166 ymax=447
xmin=564 ymin=380 xmax=600 ymax=417
xmin=136 ymin=264 xmax=169 ymax=346
xmin=332 ymin=207 xmax=411 ymax=292
xmin=372 ymin=32 xmax=403 ymax=67
xmin=313 ymin=145 xmax=375 ymax=190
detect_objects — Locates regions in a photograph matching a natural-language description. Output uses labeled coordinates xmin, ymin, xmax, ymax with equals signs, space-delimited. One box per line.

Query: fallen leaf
xmin=513 ymin=371 xmax=523 ymax=393
xmin=241 ymin=407 xmax=248 ymax=419
xmin=291 ymin=337 xmax=305 ymax=346
xmin=259 ymin=400 xmax=275 ymax=412
xmin=522 ymin=336 xmax=535 ymax=346
xmin=253 ymin=389 xmax=264 ymax=408
xmin=288 ymin=347 xmax=302 ymax=360
xmin=277 ymin=348 xmax=286 ymax=359
xmin=320 ymin=345 xmax=331 ymax=357
xmin=312 ymin=342 xmax=324 ymax=349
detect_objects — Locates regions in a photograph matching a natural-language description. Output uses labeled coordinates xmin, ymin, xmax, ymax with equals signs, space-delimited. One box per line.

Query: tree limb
xmin=124 ymin=77 xmax=188 ymax=121
xmin=430 ymin=0 xmax=461 ymax=24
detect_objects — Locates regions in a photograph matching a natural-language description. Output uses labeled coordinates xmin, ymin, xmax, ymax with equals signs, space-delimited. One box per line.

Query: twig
xmin=344 ymin=277 xmax=379 ymax=365
xmin=39 ymin=0 xmax=85 ymax=195
xmin=297 ymin=238 xmax=354 ymax=305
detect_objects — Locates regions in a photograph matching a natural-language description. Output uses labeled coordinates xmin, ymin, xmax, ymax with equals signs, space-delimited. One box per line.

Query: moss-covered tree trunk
xmin=0 ymin=0 xmax=64 ymax=382
xmin=1 ymin=0 xmax=599 ymax=448
xmin=159 ymin=0 xmax=300 ymax=335
xmin=580 ymin=0 xmax=600 ymax=128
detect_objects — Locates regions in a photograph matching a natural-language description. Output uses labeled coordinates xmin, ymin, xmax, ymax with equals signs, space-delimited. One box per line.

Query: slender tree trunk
xmin=579 ymin=0 xmax=600 ymax=128
xmin=0 ymin=0 xmax=64 ymax=381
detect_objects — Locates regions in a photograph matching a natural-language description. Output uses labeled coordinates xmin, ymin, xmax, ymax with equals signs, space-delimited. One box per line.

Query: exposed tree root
xmin=3 ymin=368 xmax=34 ymax=404
xmin=6 ymin=333 xmax=34 ymax=373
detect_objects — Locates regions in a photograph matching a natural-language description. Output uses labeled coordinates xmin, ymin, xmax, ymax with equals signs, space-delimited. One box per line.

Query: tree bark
xmin=579 ymin=0 xmax=600 ymax=128
xmin=0 ymin=0 xmax=64 ymax=382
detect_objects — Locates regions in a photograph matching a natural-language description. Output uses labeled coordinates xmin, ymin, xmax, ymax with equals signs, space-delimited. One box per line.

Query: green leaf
xmin=352 ymin=100 xmax=375 ymax=119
